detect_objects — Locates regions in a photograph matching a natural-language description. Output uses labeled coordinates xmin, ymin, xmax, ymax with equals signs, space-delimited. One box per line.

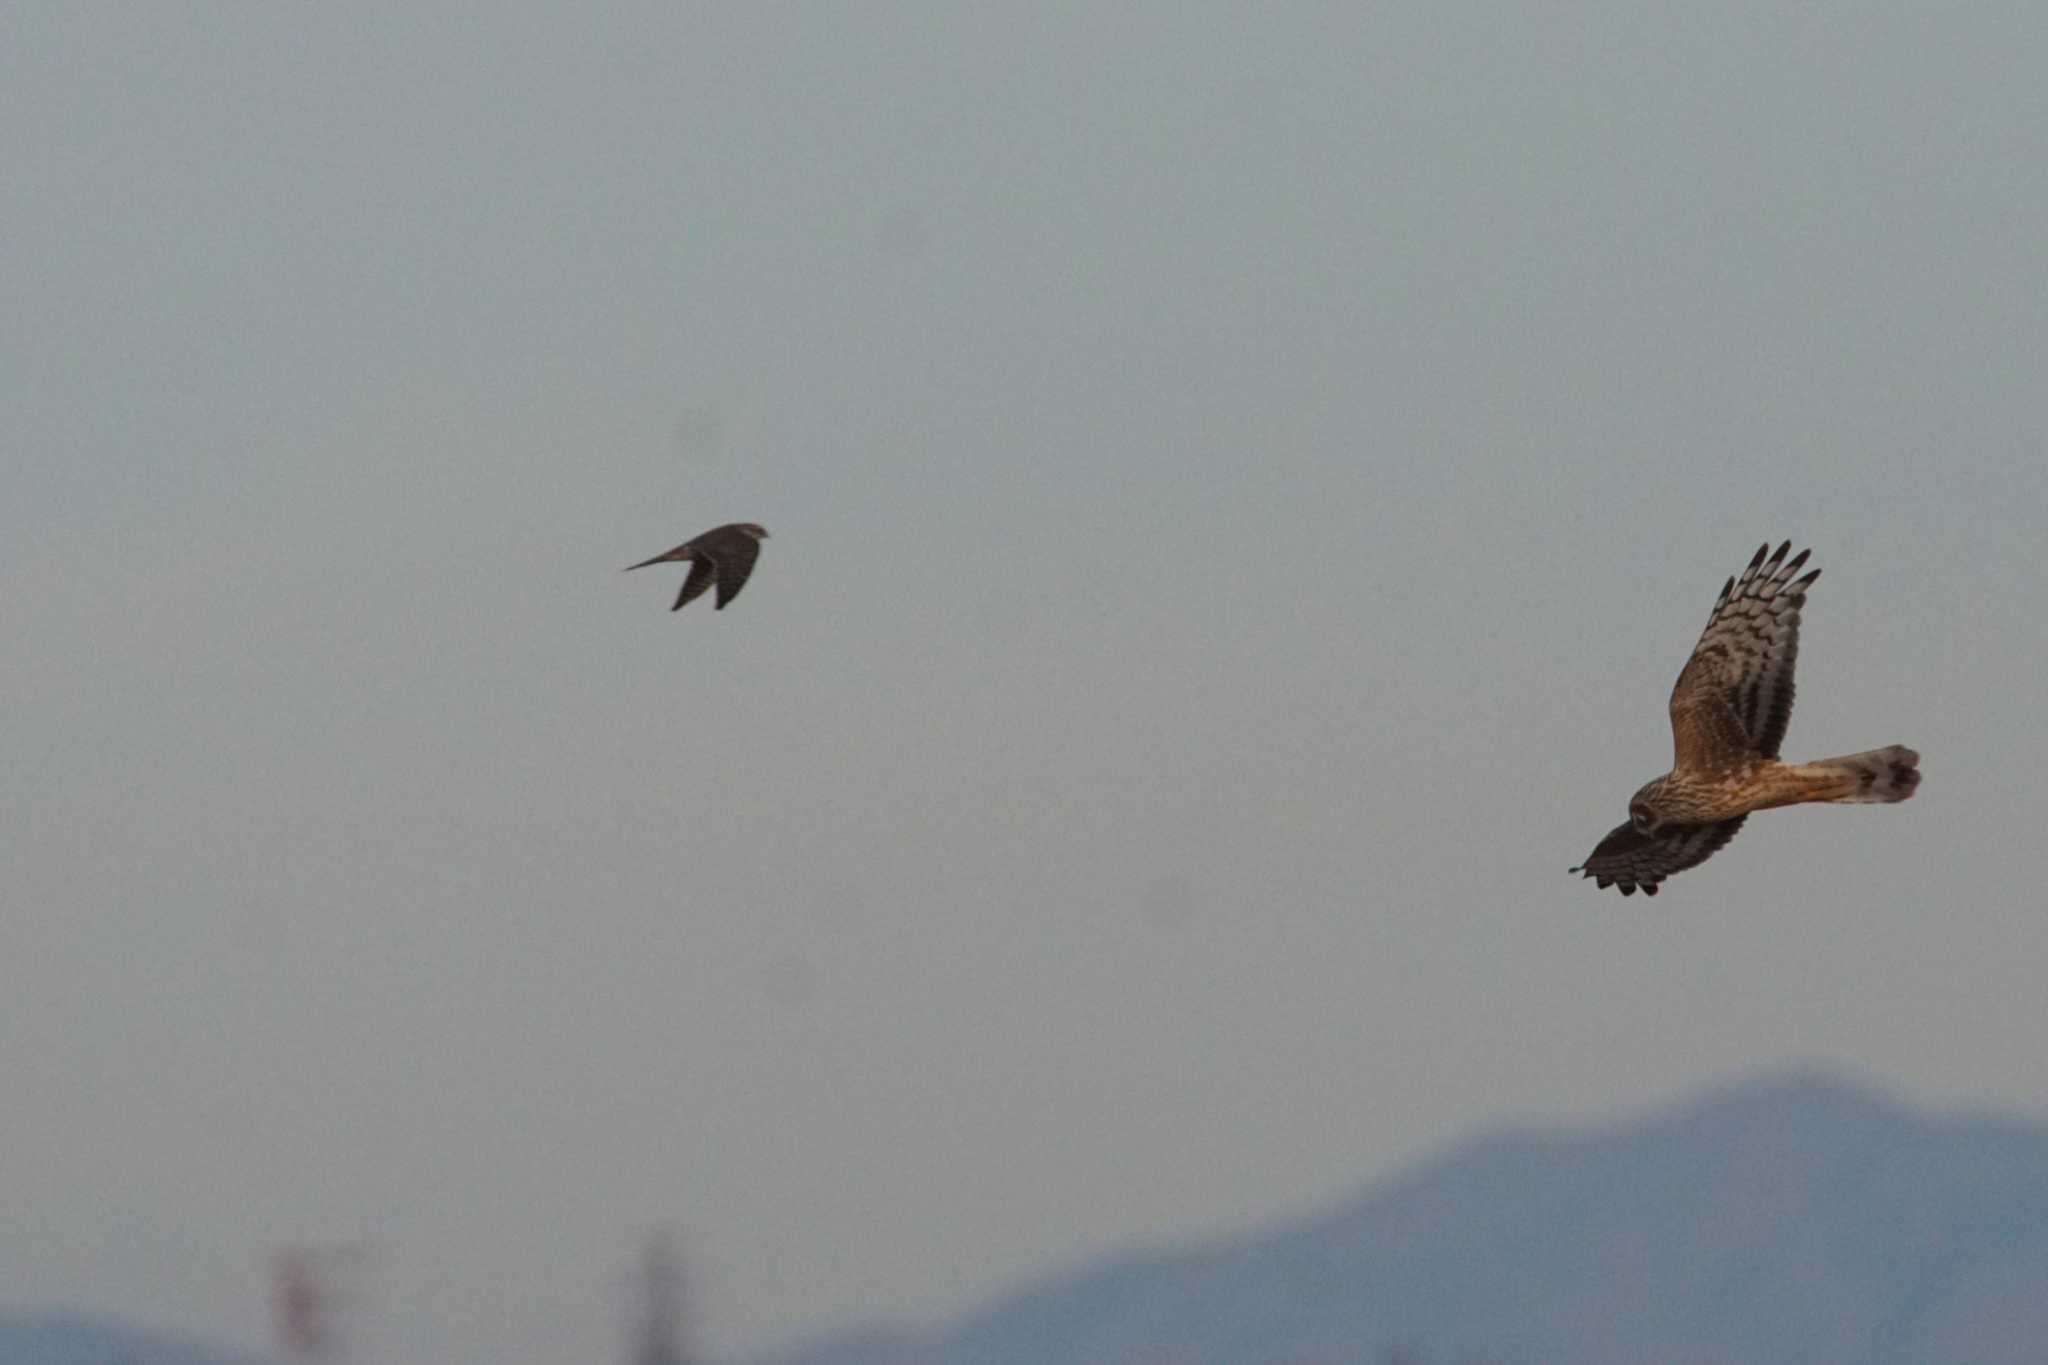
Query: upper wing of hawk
xmin=1667 ymin=542 xmax=1820 ymax=770
xmin=1571 ymin=816 xmax=1748 ymax=897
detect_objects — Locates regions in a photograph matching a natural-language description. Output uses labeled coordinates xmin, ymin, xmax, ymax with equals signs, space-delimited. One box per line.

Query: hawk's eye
xmin=1630 ymin=808 xmax=1654 ymax=833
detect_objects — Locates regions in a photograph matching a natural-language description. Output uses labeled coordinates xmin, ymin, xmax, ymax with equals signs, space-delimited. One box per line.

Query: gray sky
xmin=5 ymin=3 xmax=2047 ymax=1362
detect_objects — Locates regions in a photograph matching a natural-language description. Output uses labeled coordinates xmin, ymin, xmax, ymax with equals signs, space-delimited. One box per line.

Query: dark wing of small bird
xmin=1570 ymin=816 xmax=1748 ymax=897
xmin=712 ymin=535 xmax=761 ymax=609
xmin=673 ymin=557 xmax=717 ymax=611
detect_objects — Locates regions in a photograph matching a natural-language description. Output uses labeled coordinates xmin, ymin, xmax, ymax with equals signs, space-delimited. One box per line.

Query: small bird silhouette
xmin=625 ymin=523 xmax=769 ymax=611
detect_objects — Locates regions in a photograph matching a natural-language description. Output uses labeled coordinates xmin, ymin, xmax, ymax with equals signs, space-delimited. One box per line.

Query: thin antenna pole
xmin=633 ymin=1228 xmax=692 ymax=1365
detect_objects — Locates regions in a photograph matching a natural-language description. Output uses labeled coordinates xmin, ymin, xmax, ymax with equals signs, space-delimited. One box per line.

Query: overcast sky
xmin=6 ymin=4 xmax=2047 ymax=1363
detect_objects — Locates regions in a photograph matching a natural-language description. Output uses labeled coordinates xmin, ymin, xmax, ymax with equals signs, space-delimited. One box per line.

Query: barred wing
xmin=1571 ymin=816 xmax=1748 ymax=897
xmin=1669 ymin=542 xmax=1820 ymax=768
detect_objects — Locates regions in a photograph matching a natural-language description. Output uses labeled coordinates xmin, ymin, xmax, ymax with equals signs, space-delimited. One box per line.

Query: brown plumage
xmin=1572 ymin=541 xmax=1920 ymax=896
xmin=625 ymin=522 xmax=769 ymax=612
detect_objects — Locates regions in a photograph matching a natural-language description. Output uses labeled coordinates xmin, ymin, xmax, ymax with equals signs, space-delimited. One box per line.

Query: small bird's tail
xmin=624 ymin=547 xmax=689 ymax=572
xmin=1786 ymin=746 xmax=1921 ymax=804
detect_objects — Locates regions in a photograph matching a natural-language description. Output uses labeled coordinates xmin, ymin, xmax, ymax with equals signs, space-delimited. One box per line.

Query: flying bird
xmin=1571 ymin=541 xmax=1919 ymax=896
xmin=625 ymin=522 xmax=769 ymax=611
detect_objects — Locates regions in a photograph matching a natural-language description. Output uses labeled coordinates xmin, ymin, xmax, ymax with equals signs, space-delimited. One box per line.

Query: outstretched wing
xmin=672 ymin=557 xmax=717 ymax=611
xmin=712 ymin=536 xmax=761 ymax=609
xmin=1571 ymin=816 xmax=1748 ymax=897
xmin=1668 ymin=542 xmax=1820 ymax=770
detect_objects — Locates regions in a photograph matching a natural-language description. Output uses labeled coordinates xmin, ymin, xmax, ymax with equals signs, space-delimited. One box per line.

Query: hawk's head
xmin=1628 ymin=778 xmax=1669 ymax=836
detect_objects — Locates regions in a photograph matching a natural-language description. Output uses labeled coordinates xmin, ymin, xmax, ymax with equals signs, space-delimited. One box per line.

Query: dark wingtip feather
xmin=1783 ymin=547 xmax=1811 ymax=576
xmin=1749 ymin=543 xmax=1770 ymax=569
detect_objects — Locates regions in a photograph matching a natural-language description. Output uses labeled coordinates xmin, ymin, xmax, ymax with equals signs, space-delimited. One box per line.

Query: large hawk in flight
xmin=1572 ymin=542 xmax=1920 ymax=896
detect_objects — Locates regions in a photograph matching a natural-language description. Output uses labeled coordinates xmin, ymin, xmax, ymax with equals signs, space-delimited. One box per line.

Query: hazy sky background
xmin=6 ymin=3 xmax=2047 ymax=1363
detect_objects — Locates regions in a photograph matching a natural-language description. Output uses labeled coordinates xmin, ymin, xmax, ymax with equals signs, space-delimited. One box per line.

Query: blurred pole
xmin=271 ymin=1245 xmax=369 ymax=1365
xmin=632 ymin=1228 xmax=693 ymax=1365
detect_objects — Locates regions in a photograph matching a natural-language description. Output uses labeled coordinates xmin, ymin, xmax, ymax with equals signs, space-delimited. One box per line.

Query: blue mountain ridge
xmin=0 ymin=1314 xmax=268 ymax=1365
xmin=741 ymin=1071 xmax=2048 ymax=1365
xmin=11 ymin=1073 xmax=2048 ymax=1365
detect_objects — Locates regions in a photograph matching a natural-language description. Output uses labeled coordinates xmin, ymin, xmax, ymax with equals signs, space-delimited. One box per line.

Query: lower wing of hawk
xmin=1571 ymin=816 xmax=1749 ymax=897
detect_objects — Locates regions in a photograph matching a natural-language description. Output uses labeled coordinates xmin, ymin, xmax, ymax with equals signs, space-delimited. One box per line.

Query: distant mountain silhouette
xmin=0 ymin=1314 xmax=267 ymax=1365
xmin=742 ymin=1071 xmax=2048 ymax=1365
xmin=12 ymin=1075 xmax=2046 ymax=1365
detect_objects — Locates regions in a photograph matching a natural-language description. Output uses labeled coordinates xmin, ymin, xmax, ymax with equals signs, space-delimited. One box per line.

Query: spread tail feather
xmin=1788 ymin=746 xmax=1921 ymax=804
